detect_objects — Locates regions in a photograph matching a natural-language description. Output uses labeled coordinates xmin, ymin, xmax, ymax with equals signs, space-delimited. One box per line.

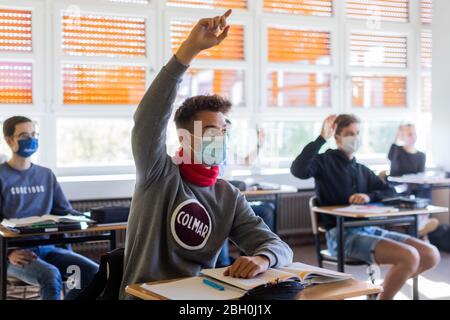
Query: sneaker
xmin=419 ymin=218 xmax=440 ymax=237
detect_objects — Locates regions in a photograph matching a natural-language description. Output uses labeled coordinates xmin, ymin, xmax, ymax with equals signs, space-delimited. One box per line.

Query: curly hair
xmin=174 ymin=94 xmax=232 ymax=130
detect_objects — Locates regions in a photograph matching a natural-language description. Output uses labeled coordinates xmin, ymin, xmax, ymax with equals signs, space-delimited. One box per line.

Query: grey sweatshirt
xmin=119 ymin=56 xmax=293 ymax=299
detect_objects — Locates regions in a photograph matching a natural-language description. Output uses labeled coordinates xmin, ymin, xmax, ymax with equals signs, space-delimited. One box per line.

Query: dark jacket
xmin=291 ymin=136 xmax=396 ymax=230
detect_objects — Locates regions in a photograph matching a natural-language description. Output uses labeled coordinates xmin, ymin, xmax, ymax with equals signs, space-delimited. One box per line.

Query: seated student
xmin=388 ymin=124 xmax=439 ymax=237
xmin=120 ymin=10 xmax=292 ymax=299
xmin=0 ymin=116 xmax=98 ymax=300
xmin=290 ymin=114 xmax=440 ymax=300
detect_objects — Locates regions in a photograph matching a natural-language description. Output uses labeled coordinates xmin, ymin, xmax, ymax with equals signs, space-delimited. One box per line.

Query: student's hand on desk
xmin=349 ymin=193 xmax=370 ymax=204
xmin=176 ymin=9 xmax=232 ymax=65
xmin=320 ymin=115 xmax=337 ymax=140
xmin=224 ymin=255 xmax=270 ymax=279
xmin=8 ymin=249 xmax=37 ymax=267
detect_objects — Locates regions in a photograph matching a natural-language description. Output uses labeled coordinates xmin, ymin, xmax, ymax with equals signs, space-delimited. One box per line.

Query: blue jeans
xmin=216 ymin=202 xmax=276 ymax=267
xmin=7 ymin=245 xmax=99 ymax=300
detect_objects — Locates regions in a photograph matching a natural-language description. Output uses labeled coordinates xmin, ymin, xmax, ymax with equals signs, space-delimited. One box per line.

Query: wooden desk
xmin=388 ymin=176 xmax=450 ymax=186
xmin=0 ymin=223 xmax=127 ymax=300
xmin=314 ymin=205 xmax=448 ymax=219
xmin=241 ymin=185 xmax=298 ymax=197
xmin=313 ymin=205 xmax=449 ymax=300
xmin=125 ymin=278 xmax=382 ymax=301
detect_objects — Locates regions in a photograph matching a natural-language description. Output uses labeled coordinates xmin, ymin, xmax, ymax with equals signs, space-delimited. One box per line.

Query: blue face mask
xmin=200 ymin=135 xmax=228 ymax=166
xmin=17 ymin=138 xmax=39 ymax=158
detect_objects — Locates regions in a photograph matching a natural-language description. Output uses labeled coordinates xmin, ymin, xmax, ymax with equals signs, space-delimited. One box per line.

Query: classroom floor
xmin=292 ymin=244 xmax=450 ymax=300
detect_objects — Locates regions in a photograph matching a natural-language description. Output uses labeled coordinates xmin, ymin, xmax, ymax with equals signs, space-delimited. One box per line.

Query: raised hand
xmin=320 ymin=115 xmax=337 ymax=140
xmin=176 ymin=10 xmax=232 ymax=66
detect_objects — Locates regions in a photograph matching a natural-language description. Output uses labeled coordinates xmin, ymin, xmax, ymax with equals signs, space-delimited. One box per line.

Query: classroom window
xmin=346 ymin=0 xmax=409 ymax=23
xmin=0 ymin=8 xmax=32 ymax=52
xmin=56 ymin=118 xmax=134 ymax=167
xmin=359 ymin=122 xmax=401 ymax=158
xmin=0 ymin=62 xmax=33 ymax=104
xmin=167 ymin=0 xmax=247 ymax=10
xmin=61 ymin=12 xmax=146 ymax=58
xmin=352 ymin=76 xmax=407 ymax=108
xmin=178 ymin=69 xmax=245 ymax=107
xmin=170 ymin=19 xmax=245 ymax=61
xmin=263 ymin=0 xmax=333 ymax=17
xmin=267 ymin=71 xmax=331 ymax=108
xmin=59 ymin=9 xmax=148 ymax=106
xmin=268 ymin=27 xmax=331 ymax=65
xmin=62 ymin=64 xmax=146 ymax=105
xmin=421 ymin=0 xmax=433 ymax=25
xmin=0 ymin=8 xmax=33 ymax=105
xmin=258 ymin=121 xmax=322 ymax=165
xmin=350 ymin=33 xmax=408 ymax=69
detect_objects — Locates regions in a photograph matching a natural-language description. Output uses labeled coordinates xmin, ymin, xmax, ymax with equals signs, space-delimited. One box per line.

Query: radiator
xmin=276 ymin=191 xmax=316 ymax=236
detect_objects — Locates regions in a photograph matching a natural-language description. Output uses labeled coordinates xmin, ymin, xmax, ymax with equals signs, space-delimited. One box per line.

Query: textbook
xmin=140 ymin=262 xmax=352 ymax=300
xmin=1 ymin=214 xmax=93 ymax=229
xmin=202 ymin=262 xmax=353 ymax=290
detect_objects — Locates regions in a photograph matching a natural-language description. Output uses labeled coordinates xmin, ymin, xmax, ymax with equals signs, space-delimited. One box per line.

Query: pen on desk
xmin=202 ymin=278 xmax=225 ymax=291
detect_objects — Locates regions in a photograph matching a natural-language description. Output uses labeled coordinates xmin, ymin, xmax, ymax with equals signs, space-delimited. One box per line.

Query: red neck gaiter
xmin=175 ymin=149 xmax=219 ymax=187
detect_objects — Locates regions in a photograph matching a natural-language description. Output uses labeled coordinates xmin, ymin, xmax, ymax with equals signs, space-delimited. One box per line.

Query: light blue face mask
xmin=199 ymin=135 xmax=228 ymax=166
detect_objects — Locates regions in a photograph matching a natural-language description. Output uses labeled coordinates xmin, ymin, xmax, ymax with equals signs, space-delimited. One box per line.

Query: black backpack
xmin=429 ymin=224 xmax=450 ymax=253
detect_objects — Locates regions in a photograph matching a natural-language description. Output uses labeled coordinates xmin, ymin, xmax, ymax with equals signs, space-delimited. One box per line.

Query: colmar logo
xmin=170 ymin=199 xmax=212 ymax=250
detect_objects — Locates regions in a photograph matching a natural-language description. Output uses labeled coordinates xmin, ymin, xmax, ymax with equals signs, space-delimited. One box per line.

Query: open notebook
xmin=1 ymin=214 xmax=92 ymax=228
xmin=140 ymin=262 xmax=352 ymax=300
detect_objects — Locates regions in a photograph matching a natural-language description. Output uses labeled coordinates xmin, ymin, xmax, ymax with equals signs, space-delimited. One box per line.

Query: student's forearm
xmin=175 ymin=41 xmax=200 ymax=66
xmin=132 ymin=57 xmax=188 ymax=176
xmin=290 ymin=136 xmax=325 ymax=179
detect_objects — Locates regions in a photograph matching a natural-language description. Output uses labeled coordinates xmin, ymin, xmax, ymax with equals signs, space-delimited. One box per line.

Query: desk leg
xmin=337 ymin=217 xmax=345 ymax=273
xmin=110 ymin=230 xmax=117 ymax=251
xmin=0 ymin=236 xmax=7 ymax=300
xmin=411 ymin=215 xmax=419 ymax=301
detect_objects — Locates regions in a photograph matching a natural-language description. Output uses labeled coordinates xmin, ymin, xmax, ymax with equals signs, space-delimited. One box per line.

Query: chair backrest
xmin=309 ymin=196 xmax=320 ymax=235
xmin=76 ymin=248 xmax=124 ymax=300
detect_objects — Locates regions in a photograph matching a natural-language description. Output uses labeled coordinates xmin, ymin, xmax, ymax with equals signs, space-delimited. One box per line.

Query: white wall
xmin=432 ymin=0 xmax=450 ymax=171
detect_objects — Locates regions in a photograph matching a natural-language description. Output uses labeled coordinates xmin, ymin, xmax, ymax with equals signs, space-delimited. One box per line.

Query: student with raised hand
xmin=120 ymin=10 xmax=292 ymax=299
xmin=388 ymin=124 xmax=438 ymax=237
xmin=290 ymin=114 xmax=440 ymax=300
xmin=0 ymin=116 xmax=99 ymax=300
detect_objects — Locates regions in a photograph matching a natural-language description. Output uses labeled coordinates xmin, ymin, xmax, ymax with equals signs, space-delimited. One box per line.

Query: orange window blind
xmin=421 ymin=0 xmax=432 ymax=25
xmin=421 ymin=75 xmax=431 ymax=112
xmin=350 ymin=33 xmax=407 ymax=68
xmin=346 ymin=0 xmax=409 ymax=23
xmin=267 ymin=71 xmax=331 ymax=108
xmin=264 ymin=0 xmax=333 ymax=17
xmin=171 ymin=20 xmax=244 ymax=60
xmin=181 ymin=69 xmax=244 ymax=104
xmin=62 ymin=12 xmax=146 ymax=57
xmin=63 ymin=64 xmax=145 ymax=104
xmin=167 ymin=0 xmax=247 ymax=9
xmin=0 ymin=62 xmax=32 ymax=104
xmin=352 ymin=76 xmax=406 ymax=108
xmin=268 ymin=27 xmax=331 ymax=65
xmin=421 ymin=31 xmax=432 ymax=69
xmin=0 ymin=8 xmax=32 ymax=52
